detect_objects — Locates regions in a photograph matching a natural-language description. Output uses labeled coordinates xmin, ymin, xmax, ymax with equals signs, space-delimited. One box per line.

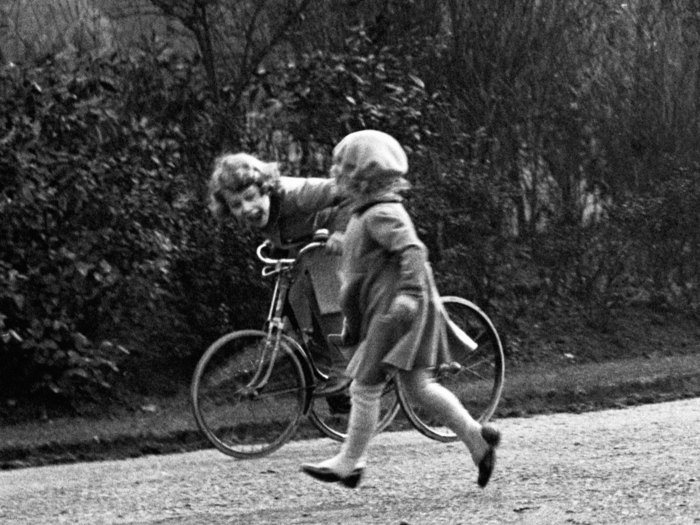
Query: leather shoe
xmin=301 ymin=463 xmax=364 ymax=488
xmin=477 ymin=424 xmax=501 ymax=488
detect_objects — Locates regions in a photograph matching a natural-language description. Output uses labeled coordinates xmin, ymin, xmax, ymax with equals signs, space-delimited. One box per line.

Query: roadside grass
xmin=2 ymin=352 xmax=700 ymax=470
xmin=496 ymin=353 xmax=700 ymax=416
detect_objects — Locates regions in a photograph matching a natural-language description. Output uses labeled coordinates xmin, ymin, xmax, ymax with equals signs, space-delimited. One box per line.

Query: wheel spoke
xmin=397 ymin=297 xmax=505 ymax=442
xmin=191 ymin=331 xmax=307 ymax=458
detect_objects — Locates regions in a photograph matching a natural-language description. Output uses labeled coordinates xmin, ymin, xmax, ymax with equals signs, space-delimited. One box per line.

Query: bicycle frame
xmin=247 ymin=239 xmax=331 ymax=395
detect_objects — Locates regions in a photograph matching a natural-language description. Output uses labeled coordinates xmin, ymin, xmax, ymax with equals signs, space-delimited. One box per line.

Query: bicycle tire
xmin=308 ymin=379 xmax=401 ymax=442
xmin=191 ymin=330 xmax=308 ymax=458
xmin=397 ymin=296 xmax=505 ymax=442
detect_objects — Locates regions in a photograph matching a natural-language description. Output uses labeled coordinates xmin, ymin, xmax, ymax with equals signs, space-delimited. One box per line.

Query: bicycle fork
xmin=241 ymin=271 xmax=289 ymax=395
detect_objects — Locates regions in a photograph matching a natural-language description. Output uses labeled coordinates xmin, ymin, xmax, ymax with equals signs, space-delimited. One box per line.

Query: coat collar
xmin=352 ymin=191 xmax=403 ymax=216
xmin=260 ymin=190 xmax=282 ymax=235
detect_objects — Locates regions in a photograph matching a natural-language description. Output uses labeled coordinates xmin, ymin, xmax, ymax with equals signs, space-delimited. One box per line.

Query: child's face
xmin=221 ymin=184 xmax=271 ymax=228
xmin=330 ymin=150 xmax=358 ymax=196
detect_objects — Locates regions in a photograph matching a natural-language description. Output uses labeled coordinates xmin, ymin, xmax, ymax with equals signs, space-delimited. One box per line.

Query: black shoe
xmin=314 ymin=375 xmax=352 ymax=396
xmin=477 ymin=424 xmax=501 ymax=488
xmin=301 ymin=464 xmax=364 ymax=488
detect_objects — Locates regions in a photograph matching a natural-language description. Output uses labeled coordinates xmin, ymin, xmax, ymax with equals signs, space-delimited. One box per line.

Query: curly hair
xmin=208 ymin=153 xmax=282 ymax=219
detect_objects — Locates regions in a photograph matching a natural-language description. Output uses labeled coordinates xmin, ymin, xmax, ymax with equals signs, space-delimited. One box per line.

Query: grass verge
xmin=2 ymin=353 xmax=699 ymax=471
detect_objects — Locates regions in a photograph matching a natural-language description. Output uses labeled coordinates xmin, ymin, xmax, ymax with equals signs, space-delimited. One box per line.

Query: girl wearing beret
xmin=301 ymin=130 xmax=501 ymax=489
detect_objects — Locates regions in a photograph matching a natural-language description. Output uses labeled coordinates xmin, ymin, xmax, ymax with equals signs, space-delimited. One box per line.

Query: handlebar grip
xmin=257 ymin=240 xmax=295 ymax=265
xmin=256 ymin=233 xmax=327 ymax=266
xmin=313 ymin=229 xmax=330 ymax=242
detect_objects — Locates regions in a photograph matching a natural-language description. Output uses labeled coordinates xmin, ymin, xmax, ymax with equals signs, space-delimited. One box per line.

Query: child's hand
xmin=325 ymin=231 xmax=344 ymax=255
xmin=389 ymin=294 xmax=419 ymax=325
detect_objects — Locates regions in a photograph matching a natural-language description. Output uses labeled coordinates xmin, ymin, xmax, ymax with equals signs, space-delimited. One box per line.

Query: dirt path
xmin=1 ymin=398 xmax=699 ymax=524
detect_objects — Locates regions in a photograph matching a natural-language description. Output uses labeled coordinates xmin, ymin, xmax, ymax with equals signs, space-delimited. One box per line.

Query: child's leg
xmin=303 ymin=380 xmax=385 ymax=476
xmin=398 ymin=368 xmax=490 ymax=464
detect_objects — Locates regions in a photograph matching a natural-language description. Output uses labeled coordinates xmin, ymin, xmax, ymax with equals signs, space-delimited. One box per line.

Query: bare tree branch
xmin=144 ymin=0 xmax=315 ymax=110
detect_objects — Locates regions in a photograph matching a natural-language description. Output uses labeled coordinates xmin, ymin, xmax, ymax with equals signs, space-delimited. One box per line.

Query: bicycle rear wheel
xmin=309 ymin=379 xmax=401 ymax=442
xmin=398 ymin=296 xmax=505 ymax=442
xmin=191 ymin=330 xmax=307 ymax=458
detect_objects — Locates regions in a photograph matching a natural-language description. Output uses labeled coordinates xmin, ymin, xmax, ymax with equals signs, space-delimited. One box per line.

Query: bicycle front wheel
xmin=398 ymin=296 xmax=505 ymax=442
xmin=191 ymin=330 xmax=308 ymax=458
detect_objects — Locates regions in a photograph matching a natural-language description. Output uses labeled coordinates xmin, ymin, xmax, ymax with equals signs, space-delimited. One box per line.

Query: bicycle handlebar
xmin=256 ymin=241 xmax=296 ymax=266
xmin=256 ymin=229 xmax=329 ymax=271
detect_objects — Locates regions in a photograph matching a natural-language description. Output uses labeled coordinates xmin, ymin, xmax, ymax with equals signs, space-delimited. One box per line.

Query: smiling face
xmin=221 ymin=184 xmax=271 ymax=229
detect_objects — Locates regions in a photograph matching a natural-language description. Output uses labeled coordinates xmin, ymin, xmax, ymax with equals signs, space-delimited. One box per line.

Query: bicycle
xmin=191 ymin=231 xmax=505 ymax=458
xmin=190 ymin=231 xmax=401 ymax=459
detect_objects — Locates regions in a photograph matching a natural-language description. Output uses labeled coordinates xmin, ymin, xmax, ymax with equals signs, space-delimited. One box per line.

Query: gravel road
xmin=1 ymin=398 xmax=699 ymax=525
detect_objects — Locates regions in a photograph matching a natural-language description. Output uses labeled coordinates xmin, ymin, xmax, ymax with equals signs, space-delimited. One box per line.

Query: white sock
xmin=312 ymin=381 xmax=384 ymax=476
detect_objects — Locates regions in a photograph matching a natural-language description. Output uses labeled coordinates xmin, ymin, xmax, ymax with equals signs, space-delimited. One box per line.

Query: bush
xmin=259 ymin=27 xmax=521 ymax=324
xmin=1 ymin=62 xmax=129 ymax=399
xmin=0 ymin=43 xmax=289 ymax=406
xmin=611 ymin=170 xmax=700 ymax=314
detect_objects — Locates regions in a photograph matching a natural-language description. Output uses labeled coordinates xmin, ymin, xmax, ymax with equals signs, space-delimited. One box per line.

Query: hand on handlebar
xmin=325 ymin=231 xmax=344 ymax=255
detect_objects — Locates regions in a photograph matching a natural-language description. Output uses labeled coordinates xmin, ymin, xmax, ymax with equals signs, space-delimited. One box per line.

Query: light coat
xmin=340 ymin=194 xmax=475 ymax=385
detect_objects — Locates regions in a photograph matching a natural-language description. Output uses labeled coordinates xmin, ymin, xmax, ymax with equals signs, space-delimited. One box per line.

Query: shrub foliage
xmin=3 ymin=1 xmax=700 ymax=410
xmin=0 ymin=53 xmax=265 ymax=403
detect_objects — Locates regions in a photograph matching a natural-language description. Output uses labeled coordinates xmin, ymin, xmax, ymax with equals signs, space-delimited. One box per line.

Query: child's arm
xmin=283 ymin=177 xmax=352 ymax=247
xmin=367 ymin=205 xmax=427 ymax=322
xmin=276 ymin=177 xmax=350 ymax=248
xmin=287 ymin=177 xmax=343 ymax=213
xmin=388 ymin=246 xmax=423 ymax=324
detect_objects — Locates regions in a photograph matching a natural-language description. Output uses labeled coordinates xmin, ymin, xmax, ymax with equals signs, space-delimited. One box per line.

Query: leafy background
xmin=2 ymin=0 xmax=700 ymax=420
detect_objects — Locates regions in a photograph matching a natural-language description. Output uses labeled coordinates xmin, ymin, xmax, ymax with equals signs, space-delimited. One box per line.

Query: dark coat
xmin=261 ymin=176 xmax=348 ymax=249
xmin=261 ymin=176 xmax=349 ymax=336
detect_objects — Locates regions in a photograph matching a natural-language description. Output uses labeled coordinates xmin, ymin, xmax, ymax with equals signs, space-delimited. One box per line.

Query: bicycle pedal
xmin=314 ymin=376 xmax=351 ymax=396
